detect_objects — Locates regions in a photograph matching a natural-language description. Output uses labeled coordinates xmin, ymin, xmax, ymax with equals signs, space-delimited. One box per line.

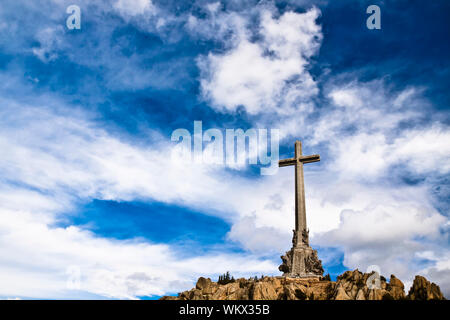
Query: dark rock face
xmin=160 ymin=270 xmax=446 ymax=300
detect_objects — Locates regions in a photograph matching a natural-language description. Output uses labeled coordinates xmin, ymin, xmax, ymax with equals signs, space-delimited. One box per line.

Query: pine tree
xmin=323 ymin=273 xmax=331 ymax=281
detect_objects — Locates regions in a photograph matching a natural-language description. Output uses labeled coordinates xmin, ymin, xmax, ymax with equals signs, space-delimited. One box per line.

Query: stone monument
xmin=278 ymin=140 xmax=324 ymax=278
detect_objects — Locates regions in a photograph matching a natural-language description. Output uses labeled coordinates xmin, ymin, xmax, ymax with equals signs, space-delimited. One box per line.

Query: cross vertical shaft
xmin=294 ymin=141 xmax=307 ymax=235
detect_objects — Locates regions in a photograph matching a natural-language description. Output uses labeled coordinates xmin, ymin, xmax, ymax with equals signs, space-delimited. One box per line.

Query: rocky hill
xmin=161 ymin=270 xmax=445 ymax=300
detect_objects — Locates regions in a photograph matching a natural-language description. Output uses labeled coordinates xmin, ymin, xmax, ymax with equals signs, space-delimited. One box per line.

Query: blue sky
xmin=0 ymin=0 xmax=449 ymax=299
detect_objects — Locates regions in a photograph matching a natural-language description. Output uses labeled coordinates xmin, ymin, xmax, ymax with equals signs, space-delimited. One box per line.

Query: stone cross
xmin=279 ymin=140 xmax=320 ymax=246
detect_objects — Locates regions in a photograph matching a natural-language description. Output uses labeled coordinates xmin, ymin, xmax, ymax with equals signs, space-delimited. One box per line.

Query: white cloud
xmin=317 ymin=205 xmax=444 ymax=246
xmin=198 ymin=7 xmax=321 ymax=115
xmin=32 ymin=26 xmax=65 ymax=62
xmin=227 ymin=215 xmax=289 ymax=254
xmin=310 ymin=81 xmax=424 ymax=145
xmin=306 ymin=80 xmax=450 ymax=180
xmin=314 ymin=203 xmax=446 ymax=291
xmin=0 ymin=206 xmax=276 ymax=299
xmin=0 ymin=99 xmax=258 ymax=218
xmin=329 ymin=88 xmax=363 ymax=109
xmin=113 ymin=0 xmax=155 ymax=17
xmin=394 ymin=127 xmax=450 ymax=174
xmin=328 ymin=126 xmax=450 ymax=179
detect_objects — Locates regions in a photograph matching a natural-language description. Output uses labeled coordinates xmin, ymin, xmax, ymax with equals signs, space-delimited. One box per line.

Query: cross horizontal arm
xmin=300 ymin=154 xmax=320 ymax=164
xmin=278 ymin=158 xmax=297 ymax=167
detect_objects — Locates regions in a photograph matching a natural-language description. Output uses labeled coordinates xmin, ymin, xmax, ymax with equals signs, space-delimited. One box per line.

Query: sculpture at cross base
xmin=278 ymin=140 xmax=324 ymax=278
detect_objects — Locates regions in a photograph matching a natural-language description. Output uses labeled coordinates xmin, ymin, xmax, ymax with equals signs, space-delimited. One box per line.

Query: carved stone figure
xmin=305 ymin=250 xmax=324 ymax=274
xmin=292 ymin=230 xmax=298 ymax=247
xmin=279 ymin=251 xmax=292 ymax=273
xmin=302 ymin=228 xmax=309 ymax=246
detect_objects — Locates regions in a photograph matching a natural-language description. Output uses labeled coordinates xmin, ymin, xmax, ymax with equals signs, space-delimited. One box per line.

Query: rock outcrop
xmin=331 ymin=270 xmax=406 ymax=300
xmin=160 ymin=270 xmax=446 ymax=300
xmin=407 ymin=275 xmax=445 ymax=300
